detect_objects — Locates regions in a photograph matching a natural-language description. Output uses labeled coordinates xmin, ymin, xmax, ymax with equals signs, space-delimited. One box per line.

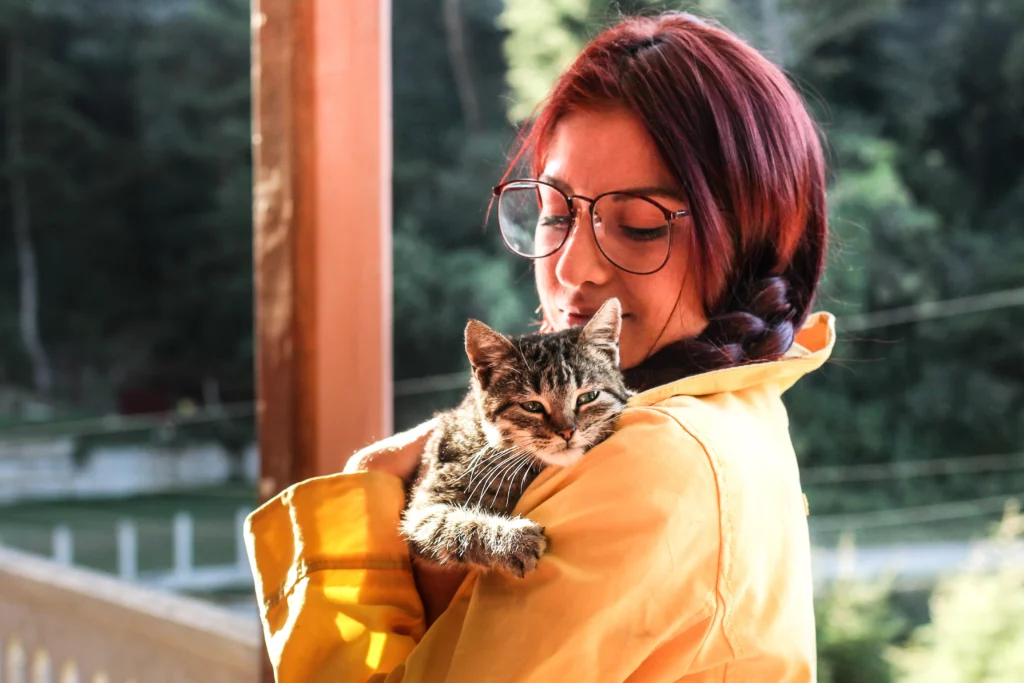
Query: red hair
xmin=507 ymin=13 xmax=828 ymax=385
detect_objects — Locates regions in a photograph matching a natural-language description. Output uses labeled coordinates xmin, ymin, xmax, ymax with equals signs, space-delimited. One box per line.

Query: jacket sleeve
xmin=245 ymin=408 xmax=722 ymax=683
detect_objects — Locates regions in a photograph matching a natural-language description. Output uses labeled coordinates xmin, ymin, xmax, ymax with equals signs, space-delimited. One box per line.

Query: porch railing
xmin=0 ymin=546 xmax=260 ymax=683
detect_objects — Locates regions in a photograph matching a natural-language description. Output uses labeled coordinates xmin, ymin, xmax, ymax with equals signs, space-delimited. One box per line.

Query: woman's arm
xmin=341 ymin=417 xmax=470 ymax=624
xmin=245 ymin=470 xmax=423 ymax=681
xmin=246 ymin=407 xmax=721 ymax=682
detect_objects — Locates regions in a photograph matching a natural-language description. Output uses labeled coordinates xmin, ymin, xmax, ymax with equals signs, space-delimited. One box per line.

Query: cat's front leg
xmin=400 ymin=503 xmax=547 ymax=578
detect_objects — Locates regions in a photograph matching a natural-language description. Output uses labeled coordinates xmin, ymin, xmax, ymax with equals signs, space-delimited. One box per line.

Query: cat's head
xmin=464 ymin=298 xmax=631 ymax=468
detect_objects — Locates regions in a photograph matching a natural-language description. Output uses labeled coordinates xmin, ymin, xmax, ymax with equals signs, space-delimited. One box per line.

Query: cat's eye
xmin=520 ymin=401 xmax=546 ymax=414
xmin=576 ymin=391 xmax=600 ymax=406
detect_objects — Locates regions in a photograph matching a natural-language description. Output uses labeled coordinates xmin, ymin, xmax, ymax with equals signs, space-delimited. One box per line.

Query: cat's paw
xmin=491 ymin=518 xmax=547 ymax=578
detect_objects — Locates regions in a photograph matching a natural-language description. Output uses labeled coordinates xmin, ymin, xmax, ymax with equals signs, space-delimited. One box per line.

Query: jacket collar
xmin=627 ymin=312 xmax=835 ymax=405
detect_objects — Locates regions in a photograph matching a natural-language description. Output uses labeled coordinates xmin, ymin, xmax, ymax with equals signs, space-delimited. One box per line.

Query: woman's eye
xmin=576 ymin=391 xmax=600 ymax=406
xmin=540 ymin=215 xmax=572 ymax=230
xmin=520 ymin=401 xmax=546 ymax=413
xmin=621 ymin=225 xmax=669 ymax=242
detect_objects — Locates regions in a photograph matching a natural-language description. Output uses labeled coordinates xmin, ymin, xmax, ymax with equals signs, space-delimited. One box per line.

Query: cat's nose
xmin=558 ymin=428 xmax=575 ymax=443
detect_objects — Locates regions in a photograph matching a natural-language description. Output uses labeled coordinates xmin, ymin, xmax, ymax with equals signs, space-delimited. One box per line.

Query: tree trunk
xmin=442 ymin=0 xmax=481 ymax=133
xmin=7 ymin=35 xmax=53 ymax=394
xmin=760 ymin=0 xmax=788 ymax=65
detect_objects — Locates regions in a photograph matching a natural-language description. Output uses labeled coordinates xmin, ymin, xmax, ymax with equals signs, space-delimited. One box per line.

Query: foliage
xmin=1 ymin=0 xmax=1023 ymax=676
xmin=0 ymin=1 xmax=1022 ymax=506
xmin=0 ymin=0 xmax=253 ymax=410
xmin=889 ymin=502 xmax=1024 ymax=682
xmin=815 ymin=576 xmax=905 ymax=683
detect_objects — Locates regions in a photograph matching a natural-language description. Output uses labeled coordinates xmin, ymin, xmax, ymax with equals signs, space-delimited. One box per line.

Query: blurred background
xmin=1 ymin=0 xmax=1023 ymax=681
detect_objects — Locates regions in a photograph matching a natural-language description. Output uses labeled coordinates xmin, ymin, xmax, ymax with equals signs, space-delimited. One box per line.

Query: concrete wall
xmin=0 ymin=440 xmax=258 ymax=504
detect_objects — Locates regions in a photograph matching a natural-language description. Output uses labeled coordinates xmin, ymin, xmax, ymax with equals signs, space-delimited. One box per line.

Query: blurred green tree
xmin=890 ymin=501 xmax=1024 ymax=682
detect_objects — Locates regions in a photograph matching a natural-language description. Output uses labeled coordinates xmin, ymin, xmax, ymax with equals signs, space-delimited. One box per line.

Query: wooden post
xmin=251 ymin=0 xmax=393 ymax=678
xmin=252 ymin=0 xmax=393 ymax=501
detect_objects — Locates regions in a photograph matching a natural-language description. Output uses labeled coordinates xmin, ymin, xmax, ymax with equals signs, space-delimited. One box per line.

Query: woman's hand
xmin=343 ymin=416 xmax=469 ymax=625
xmin=414 ymin=561 xmax=470 ymax=627
xmin=343 ymin=417 xmax=439 ymax=483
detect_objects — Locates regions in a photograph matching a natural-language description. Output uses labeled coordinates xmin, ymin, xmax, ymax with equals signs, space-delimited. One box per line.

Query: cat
xmin=400 ymin=297 xmax=631 ymax=578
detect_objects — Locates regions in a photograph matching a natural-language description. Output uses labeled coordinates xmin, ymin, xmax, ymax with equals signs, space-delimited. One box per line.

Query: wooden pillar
xmin=251 ymin=0 xmax=393 ymax=498
xmin=252 ymin=0 xmax=392 ymax=678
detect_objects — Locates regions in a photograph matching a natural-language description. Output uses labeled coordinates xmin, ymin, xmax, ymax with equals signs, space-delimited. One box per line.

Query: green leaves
xmin=816 ymin=576 xmax=905 ymax=683
xmin=890 ymin=504 xmax=1024 ymax=683
xmin=0 ymin=0 xmax=253 ymax=405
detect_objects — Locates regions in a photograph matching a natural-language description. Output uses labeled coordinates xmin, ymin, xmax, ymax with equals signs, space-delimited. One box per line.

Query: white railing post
xmin=837 ymin=529 xmax=857 ymax=579
xmin=32 ymin=650 xmax=52 ymax=683
xmin=116 ymin=520 xmax=138 ymax=581
xmin=52 ymin=526 xmax=73 ymax=566
xmin=6 ymin=638 xmax=26 ymax=683
xmin=235 ymin=508 xmax=250 ymax=569
xmin=58 ymin=661 xmax=79 ymax=683
xmin=172 ymin=512 xmax=193 ymax=577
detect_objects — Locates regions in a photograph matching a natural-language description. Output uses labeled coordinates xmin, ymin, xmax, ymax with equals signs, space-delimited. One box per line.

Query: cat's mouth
xmin=536 ymin=446 xmax=585 ymax=468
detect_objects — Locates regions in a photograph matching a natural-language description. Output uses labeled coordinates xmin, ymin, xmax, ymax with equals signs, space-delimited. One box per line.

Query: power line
xmin=391 ymin=285 xmax=1024 ymax=393
xmin=0 ymin=403 xmax=254 ymax=442
xmin=809 ymin=493 xmax=1020 ymax=532
xmin=840 ymin=285 xmax=1024 ymax=332
xmin=801 ymin=453 xmax=1024 ymax=484
xmin=3 ymin=285 xmax=1023 ymax=429
xmin=394 ymin=371 xmax=470 ymax=397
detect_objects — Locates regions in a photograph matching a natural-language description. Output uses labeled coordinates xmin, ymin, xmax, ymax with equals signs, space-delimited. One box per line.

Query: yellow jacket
xmin=245 ymin=312 xmax=835 ymax=682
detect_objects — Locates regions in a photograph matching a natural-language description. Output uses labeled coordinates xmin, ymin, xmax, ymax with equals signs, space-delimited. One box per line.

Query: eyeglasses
xmin=492 ymin=179 xmax=690 ymax=275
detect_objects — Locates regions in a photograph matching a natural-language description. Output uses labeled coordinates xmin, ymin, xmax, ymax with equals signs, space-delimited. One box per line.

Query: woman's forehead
xmin=540 ymin=108 xmax=678 ymax=197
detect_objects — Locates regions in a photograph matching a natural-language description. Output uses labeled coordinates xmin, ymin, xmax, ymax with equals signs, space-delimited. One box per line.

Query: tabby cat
xmin=400 ymin=298 xmax=631 ymax=577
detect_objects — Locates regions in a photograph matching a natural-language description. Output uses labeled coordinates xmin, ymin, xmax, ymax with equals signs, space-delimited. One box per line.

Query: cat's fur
xmin=400 ymin=298 xmax=631 ymax=577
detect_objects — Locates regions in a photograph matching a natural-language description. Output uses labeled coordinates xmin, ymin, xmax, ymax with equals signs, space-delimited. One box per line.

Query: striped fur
xmin=401 ymin=299 xmax=630 ymax=577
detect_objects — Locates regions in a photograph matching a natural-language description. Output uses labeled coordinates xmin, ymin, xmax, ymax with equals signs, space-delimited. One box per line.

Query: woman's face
xmin=535 ymin=108 xmax=706 ymax=370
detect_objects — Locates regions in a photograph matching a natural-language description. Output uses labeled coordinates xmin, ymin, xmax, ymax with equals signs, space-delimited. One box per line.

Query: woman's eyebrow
xmin=538 ymin=174 xmax=683 ymax=201
xmin=538 ymin=174 xmax=573 ymax=194
xmin=612 ymin=185 xmax=685 ymax=201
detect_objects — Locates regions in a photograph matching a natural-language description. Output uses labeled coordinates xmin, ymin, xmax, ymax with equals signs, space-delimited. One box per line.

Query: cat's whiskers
xmin=473 ymin=447 xmax=530 ymax=500
xmin=505 ymin=454 xmax=538 ymax=509
xmin=471 ymin=441 xmax=526 ymax=478
xmin=453 ymin=446 xmax=493 ymax=483
xmin=463 ymin=446 xmax=518 ymax=499
xmin=517 ymin=455 xmax=537 ymax=497
xmin=469 ymin=449 xmax=531 ymax=506
xmin=467 ymin=456 xmax=516 ymax=506
xmin=576 ymin=413 xmax=620 ymax=446
xmin=493 ymin=452 xmax=536 ymax=508
xmin=458 ymin=444 xmax=516 ymax=485
xmin=466 ymin=451 xmax=515 ymax=491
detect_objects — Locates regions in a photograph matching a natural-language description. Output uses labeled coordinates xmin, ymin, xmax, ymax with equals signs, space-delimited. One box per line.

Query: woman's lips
xmin=561 ymin=310 xmax=629 ymax=327
xmin=565 ymin=312 xmax=592 ymax=327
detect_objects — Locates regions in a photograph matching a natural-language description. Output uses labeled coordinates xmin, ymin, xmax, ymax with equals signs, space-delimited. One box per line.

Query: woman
xmin=246 ymin=12 xmax=834 ymax=682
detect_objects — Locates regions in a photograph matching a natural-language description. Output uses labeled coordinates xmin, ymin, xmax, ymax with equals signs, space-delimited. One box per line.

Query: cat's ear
xmin=465 ymin=319 xmax=516 ymax=383
xmin=579 ymin=297 xmax=622 ymax=359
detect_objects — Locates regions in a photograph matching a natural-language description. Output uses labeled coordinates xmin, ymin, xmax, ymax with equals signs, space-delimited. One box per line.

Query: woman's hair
xmin=507 ymin=12 xmax=828 ymax=386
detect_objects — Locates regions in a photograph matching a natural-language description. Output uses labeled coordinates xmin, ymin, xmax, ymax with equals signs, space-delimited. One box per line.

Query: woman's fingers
xmin=343 ymin=416 xmax=439 ymax=481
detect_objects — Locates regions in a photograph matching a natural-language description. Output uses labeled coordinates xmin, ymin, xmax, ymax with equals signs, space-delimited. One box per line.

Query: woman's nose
xmin=554 ymin=208 xmax=614 ymax=288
